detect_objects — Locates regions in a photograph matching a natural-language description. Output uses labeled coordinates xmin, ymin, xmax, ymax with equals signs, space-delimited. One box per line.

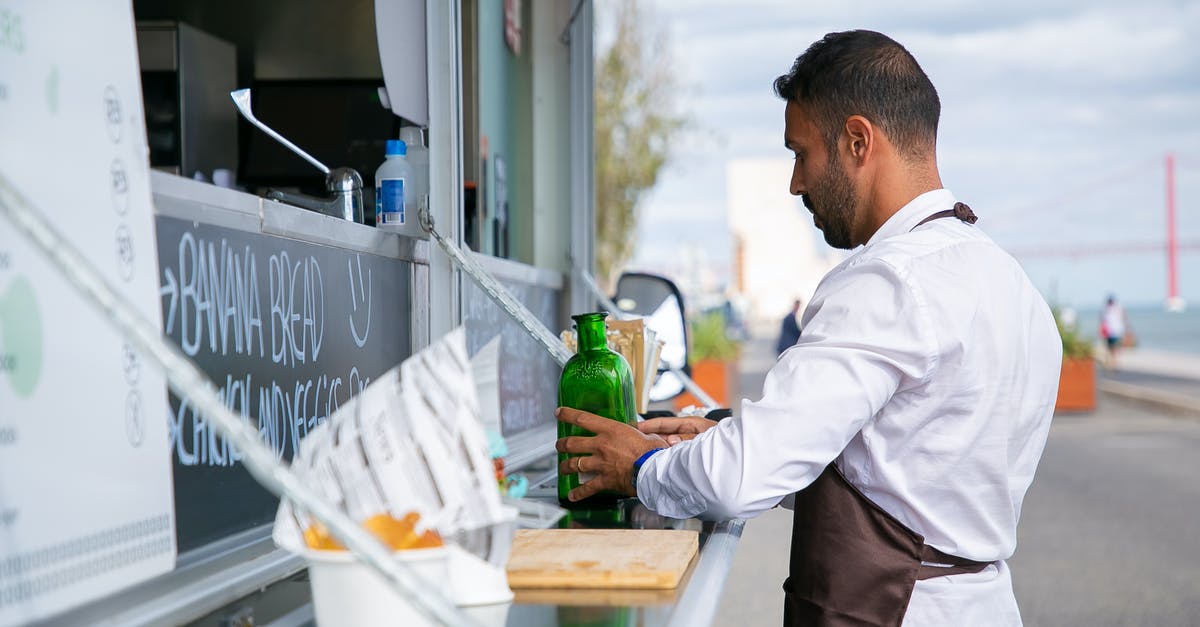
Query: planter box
xmin=673 ymin=359 xmax=732 ymax=411
xmin=1055 ymin=357 xmax=1096 ymax=412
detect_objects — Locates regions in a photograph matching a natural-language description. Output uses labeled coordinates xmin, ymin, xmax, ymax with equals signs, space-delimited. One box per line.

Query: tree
xmin=594 ymin=0 xmax=686 ymax=288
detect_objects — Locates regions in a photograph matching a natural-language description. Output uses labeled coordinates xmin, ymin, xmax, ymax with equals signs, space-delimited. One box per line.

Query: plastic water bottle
xmin=374 ymin=140 xmax=419 ymax=236
xmin=398 ymin=126 xmax=429 ymax=217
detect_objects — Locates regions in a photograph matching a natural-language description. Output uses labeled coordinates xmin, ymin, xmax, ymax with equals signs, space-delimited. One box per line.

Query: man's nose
xmin=790 ymin=164 xmax=805 ymax=196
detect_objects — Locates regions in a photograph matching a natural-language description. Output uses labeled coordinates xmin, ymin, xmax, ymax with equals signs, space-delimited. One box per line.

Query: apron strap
xmin=918 ymin=544 xmax=993 ymax=580
xmin=910 ymin=202 xmax=978 ymax=231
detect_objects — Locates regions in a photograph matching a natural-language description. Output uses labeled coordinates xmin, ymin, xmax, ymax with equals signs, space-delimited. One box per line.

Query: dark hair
xmin=774 ymin=30 xmax=940 ymax=159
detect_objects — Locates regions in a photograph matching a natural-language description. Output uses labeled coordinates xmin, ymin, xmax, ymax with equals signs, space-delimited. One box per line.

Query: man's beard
xmin=802 ymin=156 xmax=857 ymax=250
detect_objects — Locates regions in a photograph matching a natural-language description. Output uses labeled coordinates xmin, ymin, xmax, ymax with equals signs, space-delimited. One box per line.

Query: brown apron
xmin=782 ymin=203 xmax=988 ymax=627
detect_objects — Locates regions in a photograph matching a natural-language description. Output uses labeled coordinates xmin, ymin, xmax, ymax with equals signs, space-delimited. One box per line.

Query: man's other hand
xmin=555 ymin=407 xmax=668 ymax=502
xmin=638 ymin=416 xmax=718 ymax=445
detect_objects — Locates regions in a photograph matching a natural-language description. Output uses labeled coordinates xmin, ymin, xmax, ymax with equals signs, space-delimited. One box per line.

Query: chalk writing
xmin=163 ymin=229 xmax=333 ymax=365
xmin=156 ymin=216 xmax=411 ymax=549
xmin=0 ymin=353 xmax=14 ymax=373
xmin=171 ymin=232 xmax=273 ymax=360
xmin=170 ymin=373 xmax=249 ymax=468
xmin=347 ymin=255 xmax=372 ymax=348
xmin=269 ymin=251 xmax=324 ymax=367
xmin=0 ymin=427 xmax=15 ymax=445
xmin=169 ymin=368 xmax=372 ymax=467
xmin=0 ymin=251 xmax=10 ymax=270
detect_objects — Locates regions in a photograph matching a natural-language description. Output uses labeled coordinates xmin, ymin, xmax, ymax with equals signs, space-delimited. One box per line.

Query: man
xmin=556 ymin=30 xmax=1062 ymax=626
xmin=776 ymin=299 xmax=803 ymax=355
xmin=1100 ymin=294 xmax=1127 ymax=370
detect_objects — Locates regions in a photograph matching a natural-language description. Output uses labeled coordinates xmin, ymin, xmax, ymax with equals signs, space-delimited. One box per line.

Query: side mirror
xmin=612 ymin=272 xmax=689 ymax=402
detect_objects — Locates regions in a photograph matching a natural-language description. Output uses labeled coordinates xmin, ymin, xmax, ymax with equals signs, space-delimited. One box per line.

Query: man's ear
xmin=843 ymin=115 xmax=873 ymax=164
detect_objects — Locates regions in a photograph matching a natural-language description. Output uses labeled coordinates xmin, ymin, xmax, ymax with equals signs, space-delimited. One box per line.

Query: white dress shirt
xmin=637 ymin=189 xmax=1062 ymax=625
xmin=1102 ymin=303 xmax=1126 ymax=338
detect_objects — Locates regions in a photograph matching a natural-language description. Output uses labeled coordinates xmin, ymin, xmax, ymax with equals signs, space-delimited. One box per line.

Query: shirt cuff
xmin=632 ymin=447 xmax=665 ymax=494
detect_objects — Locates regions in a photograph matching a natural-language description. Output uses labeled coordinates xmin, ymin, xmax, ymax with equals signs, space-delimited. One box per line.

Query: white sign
xmin=0 ymin=1 xmax=176 ymax=624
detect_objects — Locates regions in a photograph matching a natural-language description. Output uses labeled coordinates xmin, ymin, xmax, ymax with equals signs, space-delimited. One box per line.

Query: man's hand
xmin=555 ymin=407 xmax=668 ymax=503
xmin=638 ymin=416 xmax=718 ymax=445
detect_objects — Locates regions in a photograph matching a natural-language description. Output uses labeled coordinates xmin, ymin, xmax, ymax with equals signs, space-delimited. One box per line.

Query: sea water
xmin=1074 ymin=305 xmax=1200 ymax=354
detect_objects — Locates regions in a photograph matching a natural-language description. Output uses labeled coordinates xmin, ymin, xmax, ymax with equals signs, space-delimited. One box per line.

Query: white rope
xmin=419 ymin=208 xmax=574 ymax=368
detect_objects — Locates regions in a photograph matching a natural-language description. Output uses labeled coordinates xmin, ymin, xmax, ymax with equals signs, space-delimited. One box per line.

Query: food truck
xmin=0 ymin=1 xmax=743 ymax=625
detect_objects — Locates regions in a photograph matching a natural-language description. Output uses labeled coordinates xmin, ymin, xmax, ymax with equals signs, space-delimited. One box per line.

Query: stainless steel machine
xmin=136 ymin=21 xmax=238 ymax=180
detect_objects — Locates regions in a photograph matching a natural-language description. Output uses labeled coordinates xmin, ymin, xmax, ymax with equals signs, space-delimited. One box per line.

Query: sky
xmin=616 ymin=0 xmax=1200 ymax=309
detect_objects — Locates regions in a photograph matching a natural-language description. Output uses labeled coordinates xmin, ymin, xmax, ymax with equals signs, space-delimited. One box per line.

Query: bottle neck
xmin=575 ymin=316 xmax=608 ymax=352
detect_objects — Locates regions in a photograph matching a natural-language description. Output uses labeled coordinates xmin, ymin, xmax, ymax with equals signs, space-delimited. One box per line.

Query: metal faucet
xmin=265 ymin=168 xmax=363 ymax=223
xmin=229 ymin=89 xmax=364 ymax=224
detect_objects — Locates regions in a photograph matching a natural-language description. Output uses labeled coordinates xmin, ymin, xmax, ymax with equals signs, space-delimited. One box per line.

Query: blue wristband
xmin=632 ymin=448 xmax=665 ymax=491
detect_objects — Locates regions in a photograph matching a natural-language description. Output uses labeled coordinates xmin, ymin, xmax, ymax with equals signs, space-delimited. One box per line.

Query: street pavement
xmin=1010 ymin=398 xmax=1200 ymax=626
xmin=713 ymin=338 xmax=790 ymax=627
xmin=713 ymin=338 xmax=1200 ymax=626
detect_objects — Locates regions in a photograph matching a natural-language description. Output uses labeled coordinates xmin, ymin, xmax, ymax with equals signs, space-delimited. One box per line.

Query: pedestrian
xmin=556 ymin=30 xmax=1063 ymax=626
xmin=775 ymin=299 xmax=803 ymax=355
xmin=1100 ymin=294 xmax=1128 ymax=370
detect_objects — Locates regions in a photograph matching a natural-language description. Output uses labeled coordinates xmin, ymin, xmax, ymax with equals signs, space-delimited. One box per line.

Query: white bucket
xmin=301 ymin=546 xmax=449 ymax=627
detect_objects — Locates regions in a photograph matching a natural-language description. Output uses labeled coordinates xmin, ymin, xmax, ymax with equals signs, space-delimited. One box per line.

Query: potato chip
xmin=304 ymin=511 xmax=443 ymax=551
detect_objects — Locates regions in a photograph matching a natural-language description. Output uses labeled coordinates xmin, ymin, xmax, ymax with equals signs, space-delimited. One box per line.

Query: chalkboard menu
xmin=155 ymin=216 xmax=412 ymax=552
xmin=462 ymin=275 xmax=561 ymax=435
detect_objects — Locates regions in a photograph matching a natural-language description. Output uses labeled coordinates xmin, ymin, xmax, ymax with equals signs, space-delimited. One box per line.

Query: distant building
xmin=726 ymin=159 xmax=841 ymax=334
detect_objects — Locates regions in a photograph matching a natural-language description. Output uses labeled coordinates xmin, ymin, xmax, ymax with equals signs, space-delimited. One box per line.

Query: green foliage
xmin=594 ymin=0 xmax=687 ymax=288
xmin=689 ymin=311 xmax=739 ymax=362
xmin=1054 ymin=308 xmax=1095 ymax=360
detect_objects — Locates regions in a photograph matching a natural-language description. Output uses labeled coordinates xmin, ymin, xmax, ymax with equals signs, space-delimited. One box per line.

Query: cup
xmin=301 ymin=545 xmax=449 ymax=627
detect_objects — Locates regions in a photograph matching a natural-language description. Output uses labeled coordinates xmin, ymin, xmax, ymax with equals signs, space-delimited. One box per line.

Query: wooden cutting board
xmin=506 ymin=529 xmax=699 ymax=589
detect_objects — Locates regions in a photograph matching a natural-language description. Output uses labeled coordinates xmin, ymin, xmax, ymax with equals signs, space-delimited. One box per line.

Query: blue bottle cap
xmin=386 ymin=139 xmax=408 ymax=156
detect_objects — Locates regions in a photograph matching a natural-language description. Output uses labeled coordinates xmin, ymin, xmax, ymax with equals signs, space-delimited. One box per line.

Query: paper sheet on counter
xmin=274 ymin=328 xmax=505 ymax=552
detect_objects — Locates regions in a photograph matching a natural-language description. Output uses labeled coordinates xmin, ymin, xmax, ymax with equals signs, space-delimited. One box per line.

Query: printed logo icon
xmin=125 ymin=389 xmax=144 ymax=447
xmin=0 ymin=277 xmax=43 ymax=398
xmin=110 ymin=158 xmax=129 ymax=215
xmin=122 ymin=342 xmax=140 ymax=385
xmin=45 ymin=66 xmax=59 ymax=114
xmin=103 ymin=85 xmax=122 ymax=144
xmin=115 ymin=223 xmax=135 ymax=281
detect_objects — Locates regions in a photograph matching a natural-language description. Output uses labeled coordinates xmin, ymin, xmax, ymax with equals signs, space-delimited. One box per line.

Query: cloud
xmin=627 ymin=0 xmax=1200 ymax=305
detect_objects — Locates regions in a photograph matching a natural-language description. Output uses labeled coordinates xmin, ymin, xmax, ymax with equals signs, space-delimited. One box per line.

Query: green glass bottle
xmin=557 ymin=312 xmax=638 ymax=509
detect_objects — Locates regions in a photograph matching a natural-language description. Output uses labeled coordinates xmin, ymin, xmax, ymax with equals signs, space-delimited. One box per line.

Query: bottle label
xmin=377 ymin=177 xmax=405 ymax=225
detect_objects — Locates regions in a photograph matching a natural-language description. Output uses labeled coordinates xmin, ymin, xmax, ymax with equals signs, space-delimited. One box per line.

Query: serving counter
xmin=266 ymin=487 xmax=746 ymax=627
